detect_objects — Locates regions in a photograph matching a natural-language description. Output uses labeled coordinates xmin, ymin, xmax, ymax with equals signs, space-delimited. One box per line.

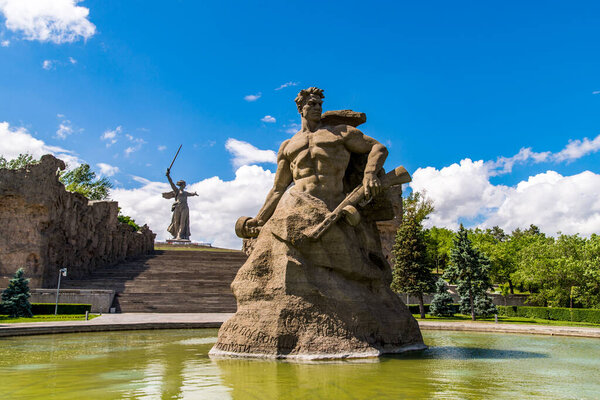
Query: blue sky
xmin=1 ymin=1 xmax=599 ymax=247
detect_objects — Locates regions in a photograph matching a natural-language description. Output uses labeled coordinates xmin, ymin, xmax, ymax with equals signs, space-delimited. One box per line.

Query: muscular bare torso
xmin=283 ymin=124 xmax=351 ymax=207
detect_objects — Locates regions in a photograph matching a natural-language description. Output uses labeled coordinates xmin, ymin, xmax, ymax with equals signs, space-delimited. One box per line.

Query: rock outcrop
xmin=0 ymin=155 xmax=155 ymax=288
xmin=211 ymin=190 xmax=425 ymax=359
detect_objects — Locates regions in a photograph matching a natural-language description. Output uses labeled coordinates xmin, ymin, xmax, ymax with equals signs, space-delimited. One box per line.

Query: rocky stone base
xmin=210 ymin=189 xmax=425 ymax=359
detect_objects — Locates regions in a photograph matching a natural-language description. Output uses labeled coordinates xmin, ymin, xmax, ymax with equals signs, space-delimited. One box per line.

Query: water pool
xmin=0 ymin=329 xmax=597 ymax=399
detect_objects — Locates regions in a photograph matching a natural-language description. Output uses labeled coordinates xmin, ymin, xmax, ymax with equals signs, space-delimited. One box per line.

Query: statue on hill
xmin=163 ymin=146 xmax=197 ymax=241
xmin=210 ymin=87 xmax=425 ymax=359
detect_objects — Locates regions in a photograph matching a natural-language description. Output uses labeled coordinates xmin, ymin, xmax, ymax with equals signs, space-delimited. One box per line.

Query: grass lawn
xmin=154 ymin=245 xmax=239 ymax=252
xmin=413 ymin=314 xmax=600 ymax=328
xmin=0 ymin=314 xmax=99 ymax=324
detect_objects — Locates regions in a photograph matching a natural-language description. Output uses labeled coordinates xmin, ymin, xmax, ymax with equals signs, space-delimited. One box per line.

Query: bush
xmin=118 ymin=214 xmax=140 ymax=232
xmin=497 ymin=306 xmax=600 ymax=324
xmin=1 ymin=268 xmax=32 ymax=317
xmin=430 ymin=278 xmax=456 ymax=317
xmin=31 ymin=303 xmax=92 ymax=315
xmin=408 ymin=303 xmax=460 ymax=315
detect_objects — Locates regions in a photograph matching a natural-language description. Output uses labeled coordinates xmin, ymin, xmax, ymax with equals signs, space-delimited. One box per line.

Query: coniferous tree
xmin=1 ymin=268 xmax=33 ymax=318
xmin=429 ymin=278 xmax=455 ymax=317
xmin=444 ymin=225 xmax=496 ymax=320
xmin=392 ymin=192 xmax=436 ymax=318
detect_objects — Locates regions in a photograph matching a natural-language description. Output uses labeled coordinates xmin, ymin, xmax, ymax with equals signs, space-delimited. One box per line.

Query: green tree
xmin=0 ymin=153 xmax=39 ymax=169
xmin=577 ymin=234 xmax=600 ymax=308
xmin=513 ymin=233 xmax=587 ymax=307
xmin=425 ymin=226 xmax=454 ymax=275
xmin=429 ymin=278 xmax=455 ymax=317
xmin=444 ymin=224 xmax=496 ymax=320
xmin=1 ymin=268 xmax=33 ymax=317
xmin=392 ymin=191 xmax=436 ymax=318
xmin=60 ymin=164 xmax=113 ymax=200
xmin=471 ymin=227 xmax=518 ymax=293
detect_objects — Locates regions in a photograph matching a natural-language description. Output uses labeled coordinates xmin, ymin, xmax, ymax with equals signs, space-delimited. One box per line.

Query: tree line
xmin=392 ymin=192 xmax=600 ymax=318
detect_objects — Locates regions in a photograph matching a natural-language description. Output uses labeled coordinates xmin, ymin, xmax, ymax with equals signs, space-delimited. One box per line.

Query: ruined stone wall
xmin=0 ymin=155 xmax=155 ymax=288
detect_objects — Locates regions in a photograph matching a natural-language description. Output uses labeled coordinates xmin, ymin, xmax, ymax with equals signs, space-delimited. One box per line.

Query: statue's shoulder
xmin=320 ymin=110 xmax=366 ymax=128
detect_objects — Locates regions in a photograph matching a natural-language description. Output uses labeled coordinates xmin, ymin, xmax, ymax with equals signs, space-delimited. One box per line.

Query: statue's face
xmin=301 ymin=95 xmax=322 ymax=122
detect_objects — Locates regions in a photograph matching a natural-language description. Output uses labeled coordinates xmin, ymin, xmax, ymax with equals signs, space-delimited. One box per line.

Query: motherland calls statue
xmin=162 ymin=146 xmax=197 ymax=241
xmin=210 ymin=87 xmax=425 ymax=359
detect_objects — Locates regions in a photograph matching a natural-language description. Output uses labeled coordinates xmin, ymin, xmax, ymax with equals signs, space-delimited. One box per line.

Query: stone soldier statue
xmin=162 ymin=148 xmax=197 ymax=241
xmin=211 ymin=87 xmax=424 ymax=359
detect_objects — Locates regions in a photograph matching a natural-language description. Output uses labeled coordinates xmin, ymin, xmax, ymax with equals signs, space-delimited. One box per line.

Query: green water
xmin=0 ymin=329 xmax=598 ymax=399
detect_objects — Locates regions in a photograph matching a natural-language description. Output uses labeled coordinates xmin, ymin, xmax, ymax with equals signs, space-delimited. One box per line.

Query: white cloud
xmin=482 ymin=171 xmax=600 ymax=236
xmin=261 ymin=115 xmax=276 ymax=123
xmin=157 ymin=145 xmax=166 ymax=151
xmin=485 ymin=133 xmax=600 ymax=175
xmin=0 ymin=39 xmax=9 ymax=46
xmin=101 ymin=126 xmax=120 ymax=146
xmin=244 ymin=92 xmax=261 ymax=102
xmin=0 ymin=0 xmax=96 ymax=44
xmin=0 ymin=121 xmax=80 ymax=166
xmin=411 ymin=134 xmax=600 ymax=237
xmin=111 ymin=165 xmax=275 ymax=248
xmin=552 ymin=135 xmax=600 ymax=162
xmin=68 ymin=56 xmax=76 ymax=64
xmin=42 ymin=59 xmax=53 ymax=70
xmin=55 ymin=120 xmax=74 ymax=139
xmin=225 ymin=138 xmax=277 ymax=168
xmin=411 ymin=159 xmax=508 ymax=230
xmin=96 ymin=162 xmax=119 ymax=177
xmin=275 ymin=81 xmax=299 ymax=90
xmin=124 ymin=133 xmax=146 ymax=156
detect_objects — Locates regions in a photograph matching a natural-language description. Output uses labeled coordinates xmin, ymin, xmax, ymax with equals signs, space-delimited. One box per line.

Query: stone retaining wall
xmin=0 ymin=155 xmax=155 ymax=288
xmin=30 ymin=289 xmax=116 ymax=313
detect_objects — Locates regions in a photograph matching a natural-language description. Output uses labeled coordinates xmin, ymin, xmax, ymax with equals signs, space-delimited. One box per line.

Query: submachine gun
xmin=235 ymin=166 xmax=411 ymax=241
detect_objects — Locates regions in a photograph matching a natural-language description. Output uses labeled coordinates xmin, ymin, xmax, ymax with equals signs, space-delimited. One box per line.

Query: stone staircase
xmin=62 ymin=250 xmax=246 ymax=313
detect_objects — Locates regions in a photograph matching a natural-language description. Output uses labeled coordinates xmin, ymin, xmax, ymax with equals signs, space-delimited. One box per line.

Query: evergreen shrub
xmin=1 ymin=268 xmax=32 ymax=317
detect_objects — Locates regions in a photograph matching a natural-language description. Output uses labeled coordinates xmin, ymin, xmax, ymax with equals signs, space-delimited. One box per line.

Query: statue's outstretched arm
xmin=342 ymin=127 xmax=388 ymax=198
xmin=251 ymin=141 xmax=292 ymax=227
xmin=166 ymin=169 xmax=178 ymax=192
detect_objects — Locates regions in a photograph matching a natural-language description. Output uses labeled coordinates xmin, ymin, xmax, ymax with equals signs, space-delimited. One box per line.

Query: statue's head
xmin=176 ymin=180 xmax=186 ymax=188
xmin=295 ymin=87 xmax=324 ymax=122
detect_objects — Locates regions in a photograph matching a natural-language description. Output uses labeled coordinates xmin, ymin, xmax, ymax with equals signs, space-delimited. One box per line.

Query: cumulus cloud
xmin=68 ymin=56 xmax=76 ymax=64
xmin=225 ymin=138 xmax=276 ymax=168
xmin=96 ymin=162 xmax=119 ymax=177
xmin=244 ymin=92 xmax=261 ymax=102
xmin=483 ymin=171 xmax=600 ymax=236
xmin=261 ymin=115 xmax=276 ymax=123
xmin=101 ymin=126 xmax=120 ymax=146
xmin=411 ymin=134 xmax=600 ymax=237
xmin=275 ymin=81 xmax=299 ymax=90
xmin=111 ymin=165 xmax=275 ymax=248
xmin=0 ymin=0 xmax=96 ymax=44
xmin=0 ymin=121 xmax=80 ymax=166
xmin=0 ymin=39 xmax=9 ymax=46
xmin=411 ymin=159 xmax=508 ymax=229
xmin=157 ymin=145 xmax=166 ymax=151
